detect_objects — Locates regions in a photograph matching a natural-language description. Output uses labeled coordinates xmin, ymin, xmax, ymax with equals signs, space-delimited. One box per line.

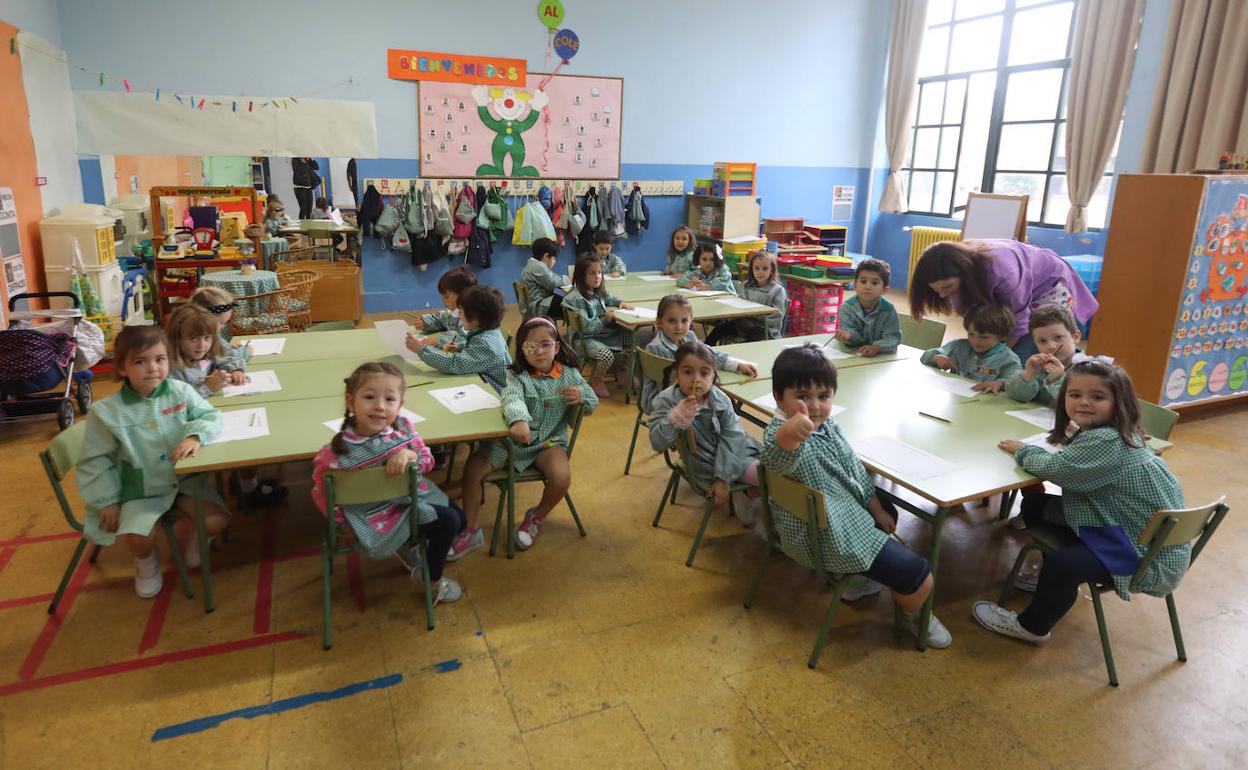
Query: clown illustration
xmin=471 ymin=84 xmax=549 ymax=177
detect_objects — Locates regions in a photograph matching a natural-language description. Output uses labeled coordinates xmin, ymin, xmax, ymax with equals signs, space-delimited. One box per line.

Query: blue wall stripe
xmin=150 ymin=673 xmax=403 ymax=742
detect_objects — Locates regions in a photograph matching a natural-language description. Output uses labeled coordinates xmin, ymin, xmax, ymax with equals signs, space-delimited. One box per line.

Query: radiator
xmin=908 ymin=226 xmax=962 ymax=284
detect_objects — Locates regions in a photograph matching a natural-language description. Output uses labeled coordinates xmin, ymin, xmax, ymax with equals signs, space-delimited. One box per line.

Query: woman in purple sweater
xmin=908 ymin=239 xmax=1099 ymax=359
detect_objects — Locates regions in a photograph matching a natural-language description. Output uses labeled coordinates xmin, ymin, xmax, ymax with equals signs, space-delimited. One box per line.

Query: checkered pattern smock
xmin=838 ymin=295 xmax=901 ymax=353
xmin=1015 ymin=426 xmax=1188 ymax=599
xmin=486 ymin=363 xmax=598 ymax=471
xmin=761 ymin=415 xmax=888 ymax=574
xmin=420 ymin=308 xmax=465 ymax=347
xmin=520 ymin=259 xmax=565 ymax=318
xmin=639 ymin=331 xmax=736 ymax=413
xmin=920 ymin=339 xmax=1022 ymax=383
xmin=562 ymin=288 xmax=625 ymax=358
xmin=417 ymin=327 xmax=512 ymax=393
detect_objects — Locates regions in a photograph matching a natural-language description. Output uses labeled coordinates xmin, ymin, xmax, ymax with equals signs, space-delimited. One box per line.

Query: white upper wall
xmin=55 ymin=0 xmax=890 ymax=166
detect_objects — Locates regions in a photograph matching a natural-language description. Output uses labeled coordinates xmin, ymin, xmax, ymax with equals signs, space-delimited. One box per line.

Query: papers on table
xmin=220 ymin=369 xmax=281 ymax=397
xmin=637 ymin=275 xmax=673 ymax=282
xmin=321 ymin=407 xmax=425 ymax=433
xmin=245 ymin=337 xmax=286 ymax=356
xmin=715 ymin=297 xmax=765 ymax=310
xmin=1021 ymin=432 xmax=1063 ymax=454
xmin=678 ymin=289 xmax=729 ymax=297
xmin=206 ymin=407 xmax=270 ymax=444
xmin=604 ymin=275 xmax=626 ymax=280
xmin=822 ymin=345 xmax=852 ymax=360
xmin=852 ymin=435 xmax=960 ymax=481
xmin=616 ymin=306 xmax=657 ymax=319
xmin=429 ymin=384 xmax=501 ymax=414
xmin=374 ymin=319 xmax=420 ymax=362
xmin=919 ymin=371 xmax=980 ymax=398
xmin=1006 ymin=407 xmax=1058 ymax=431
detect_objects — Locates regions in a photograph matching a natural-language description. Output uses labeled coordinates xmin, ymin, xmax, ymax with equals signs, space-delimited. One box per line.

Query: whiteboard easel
xmin=960 ymin=192 xmax=1028 ymax=241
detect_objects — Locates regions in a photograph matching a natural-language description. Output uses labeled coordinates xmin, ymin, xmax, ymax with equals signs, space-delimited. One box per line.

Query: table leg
xmin=623 ymin=327 xmax=638 ymax=405
xmin=914 ymin=505 xmax=950 ymax=651
xmin=196 ymin=477 xmax=215 ymax=613
xmin=506 ymin=445 xmax=516 ymax=559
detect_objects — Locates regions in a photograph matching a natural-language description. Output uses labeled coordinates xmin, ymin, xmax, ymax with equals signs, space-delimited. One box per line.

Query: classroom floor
xmin=1 ymin=292 xmax=1245 ymax=769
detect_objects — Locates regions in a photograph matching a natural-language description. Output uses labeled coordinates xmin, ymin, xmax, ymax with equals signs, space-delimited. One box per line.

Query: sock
xmin=240 ymin=476 xmax=259 ymax=493
xmin=135 ymin=551 xmax=159 ymax=574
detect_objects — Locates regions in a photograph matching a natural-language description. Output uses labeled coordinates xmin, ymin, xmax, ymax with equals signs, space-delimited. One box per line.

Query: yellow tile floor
xmin=1 ymin=296 xmax=1246 ymax=769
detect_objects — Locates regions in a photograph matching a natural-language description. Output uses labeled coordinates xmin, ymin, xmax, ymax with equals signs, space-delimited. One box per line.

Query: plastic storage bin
xmin=44 ymin=262 xmax=125 ymax=318
xmin=39 ymin=212 xmax=118 ymax=268
xmin=786 ymin=281 xmax=843 ymax=335
xmin=1061 ymin=254 xmax=1103 ymax=296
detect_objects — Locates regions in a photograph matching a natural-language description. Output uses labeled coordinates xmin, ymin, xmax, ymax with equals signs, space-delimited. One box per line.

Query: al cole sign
xmin=388 ymin=50 xmax=527 ymax=85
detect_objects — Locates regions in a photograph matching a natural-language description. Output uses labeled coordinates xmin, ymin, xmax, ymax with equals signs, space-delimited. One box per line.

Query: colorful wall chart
xmin=417 ymin=73 xmax=623 ymax=179
xmin=1162 ymin=178 xmax=1248 ymax=406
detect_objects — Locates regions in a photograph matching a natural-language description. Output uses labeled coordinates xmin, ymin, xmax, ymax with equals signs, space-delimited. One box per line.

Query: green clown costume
xmin=471 ymin=85 xmax=548 ymax=177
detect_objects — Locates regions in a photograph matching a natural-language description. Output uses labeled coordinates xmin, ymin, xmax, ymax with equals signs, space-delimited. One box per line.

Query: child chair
xmin=1138 ymin=399 xmax=1180 ymax=441
xmin=623 ymin=347 xmax=669 ymax=475
xmin=485 ymin=406 xmax=589 ymax=559
xmin=319 ymin=464 xmax=437 ymax=649
xmin=41 ymin=422 xmax=196 ymax=614
xmin=898 ymin=313 xmax=946 ymax=349
xmin=651 ymin=426 xmax=751 ymax=568
xmin=743 ymin=468 xmax=897 ymax=668
xmin=999 ymin=496 xmax=1229 ymax=686
xmin=512 ymin=281 xmax=532 ymax=322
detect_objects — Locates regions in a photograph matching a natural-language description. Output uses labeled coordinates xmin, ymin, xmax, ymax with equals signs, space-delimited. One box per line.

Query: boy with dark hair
xmin=520 ymin=237 xmax=570 ymax=319
xmin=406 ymin=285 xmax=511 ymax=392
xmin=410 ymin=267 xmax=479 ymax=350
xmin=592 ymin=230 xmax=627 ymax=277
xmin=1006 ymin=303 xmax=1099 ymax=405
xmin=920 ymin=304 xmax=1022 ymax=393
xmin=836 ymin=258 xmax=901 ymax=356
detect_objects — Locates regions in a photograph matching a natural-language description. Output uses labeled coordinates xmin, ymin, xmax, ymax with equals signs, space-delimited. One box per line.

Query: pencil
xmin=918 ymin=410 xmax=951 ymax=423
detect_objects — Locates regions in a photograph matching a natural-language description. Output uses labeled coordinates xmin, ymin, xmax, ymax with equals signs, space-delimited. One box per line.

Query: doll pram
xmin=1 ymin=292 xmax=94 ymax=430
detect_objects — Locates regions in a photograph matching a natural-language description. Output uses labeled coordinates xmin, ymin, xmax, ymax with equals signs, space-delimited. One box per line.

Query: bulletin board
xmin=1161 ymin=179 xmax=1248 ymax=406
xmin=417 ymin=73 xmax=623 ymax=179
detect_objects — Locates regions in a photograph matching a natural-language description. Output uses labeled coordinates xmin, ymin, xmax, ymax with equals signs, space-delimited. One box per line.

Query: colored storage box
xmin=786 ymin=281 xmax=844 ymax=335
xmin=693 ymin=178 xmax=713 ymax=196
xmin=1061 ymin=254 xmax=1103 ymax=296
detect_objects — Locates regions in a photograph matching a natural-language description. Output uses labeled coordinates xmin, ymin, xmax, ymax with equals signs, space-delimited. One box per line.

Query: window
xmin=902 ymin=0 xmax=1116 ymax=228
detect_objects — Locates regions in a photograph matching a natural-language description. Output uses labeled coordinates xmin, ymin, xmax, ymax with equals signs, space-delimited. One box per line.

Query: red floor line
xmin=346 ymin=552 xmax=367 ymax=613
xmin=0 ymin=593 xmax=54 ymax=612
xmin=136 ymin=571 xmax=177 ymax=656
xmin=0 ymin=547 xmax=16 ymax=576
xmin=17 ymin=556 xmax=94 ymax=681
xmin=0 ymin=631 xmax=307 ymax=698
xmin=0 ymin=532 xmax=79 ymax=549
xmin=252 ymin=513 xmax=279 ymax=635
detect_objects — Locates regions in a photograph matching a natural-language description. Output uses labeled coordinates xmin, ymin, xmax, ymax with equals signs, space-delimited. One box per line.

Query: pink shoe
xmin=446 ymin=526 xmax=484 ymax=561
xmin=591 ymin=379 xmax=610 ymax=398
xmin=515 ymin=508 xmax=544 ymax=550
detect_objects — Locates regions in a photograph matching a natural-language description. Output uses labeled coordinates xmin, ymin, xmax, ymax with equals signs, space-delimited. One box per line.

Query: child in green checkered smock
xmin=640 ymin=294 xmax=757 ymax=413
xmin=563 ymin=256 xmax=637 ymax=398
xmin=920 ymin=303 xmax=1022 ymax=393
xmin=77 ymin=326 xmax=229 ymax=599
xmin=412 ymin=266 xmax=478 ymax=348
xmin=973 ymin=360 xmax=1188 ymax=645
xmin=458 ymin=318 xmax=597 ymax=556
xmin=759 ymin=344 xmax=951 ymax=647
xmin=407 ymin=286 xmax=512 ymax=394
xmin=676 ymin=244 xmax=738 ymax=294
xmin=664 ymin=226 xmax=696 ymax=275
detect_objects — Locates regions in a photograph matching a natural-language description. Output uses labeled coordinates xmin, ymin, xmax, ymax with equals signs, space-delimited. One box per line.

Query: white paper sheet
xmin=206 ymin=407 xmax=270 ymax=444
xmin=715 ymin=297 xmax=766 ymax=310
xmin=920 ymin=371 xmax=980 ymax=398
xmin=851 ymin=435 xmax=960 ymax=480
xmin=220 ymin=369 xmax=281 ymax=397
xmin=1006 ymin=407 xmax=1058 ymax=430
xmin=245 ymin=337 xmax=286 ymax=356
xmin=748 ymin=392 xmax=845 ymax=419
xmin=321 ymin=407 xmax=425 ymax=433
xmin=374 ymin=319 xmax=420 ymax=362
xmin=604 ymin=275 xmax=626 ymax=281
xmin=429 ymin=384 xmax=502 ymax=414
xmin=637 ymin=275 xmax=674 ymax=282
xmin=678 ymin=289 xmax=729 ymax=297
xmin=1021 ymin=432 xmax=1063 ymax=454
xmin=615 ymin=306 xmax=657 ymax=319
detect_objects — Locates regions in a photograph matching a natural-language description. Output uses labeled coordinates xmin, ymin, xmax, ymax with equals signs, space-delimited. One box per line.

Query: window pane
xmin=1053 ymin=123 xmax=1067 ymax=171
xmin=993 ymin=173 xmax=1045 ymax=221
xmin=917 ymin=82 xmax=946 ymax=125
xmin=1004 ymin=68 xmax=1064 ymax=121
xmin=934 ymin=172 xmax=956 ymax=214
xmin=954 ymin=0 xmax=1004 ymax=19
xmin=997 ymin=123 xmax=1055 ymax=171
xmin=1008 ymin=2 xmax=1073 ymax=66
xmin=1044 ymin=174 xmax=1069 ymax=225
xmin=1086 ymin=175 xmax=1113 ymax=230
xmin=939 ymin=127 xmax=962 ymax=168
xmin=1016 ymin=0 xmax=1052 ymax=6
xmin=928 ymin=0 xmax=954 ymax=24
xmin=955 ymin=71 xmax=997 ymax=207
xmin=948 ymin=17 xmax=1003 ymax=72
xmin=913 ymin=128 xmax=940 ymax=168
xmin=943 ymin=79 xmax=967 ymax=122
xmin=909 ymin=171 xmax=936 ymax=212
xmin=918 ymin=25 xmax=950 ymax=77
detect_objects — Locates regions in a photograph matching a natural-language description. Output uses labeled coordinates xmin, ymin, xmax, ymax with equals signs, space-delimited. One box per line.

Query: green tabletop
xmin=182 ymin=375 xmax=508 ymax=474
xmin=715 ymin=336 xmax=917 ymax=384
xmin=237 ymin=327 xmax=392 ymax=364
xmin=604 ymin=281 xmax=682 ymax=303
xmin=207 ymin=354 xmax=443 ymax=408
xmin=614 ymin=295 xmax=778 ymax=329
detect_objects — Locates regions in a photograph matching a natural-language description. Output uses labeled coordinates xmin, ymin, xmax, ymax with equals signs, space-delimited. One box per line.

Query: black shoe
xmin=245 ymin=482 xmax=289 ymax=506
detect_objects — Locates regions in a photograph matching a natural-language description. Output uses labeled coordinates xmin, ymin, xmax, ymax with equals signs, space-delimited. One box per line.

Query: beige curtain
xmin=879 ymin=0 xmax=930 ymax=213
xmin=1139 ymin=0 xmax=1248 ymax=173
xmin=1064 ymin=0 xmax=1145 ymax=233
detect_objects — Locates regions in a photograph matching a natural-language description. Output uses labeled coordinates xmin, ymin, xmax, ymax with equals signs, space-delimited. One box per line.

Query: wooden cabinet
xmin=684 ymin=194 xmax=760 ymax=242
xmin=1092 ymin=173 xmax=1248 ymax=408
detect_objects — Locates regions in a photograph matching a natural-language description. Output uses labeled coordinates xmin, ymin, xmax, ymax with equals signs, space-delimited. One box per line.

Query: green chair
xmin=999 ymin=496 xmax=1229 ymax=686
xmin=624 ymin=347 xmax=670 ymax=475
xmin=486 ymin=406 xmax=589 ymax=559
xmin=1139 ymin=399 xmax=1179 ymax=440
xmin=306 ymin=320 xmax=357 ymax=332
xmin=651 ymin=426 xmax=750 ymax=567
xmin=743 ymin=468 xmax=893 ymax=668
xmin=560 ymin=309 xmax=597 ymax=381
xmin=320 ymin=464 xmax=436 ymax=649
xmin=41 ymin=422 xmax=195 ymax=614
xmin=513 ymin=281 xmax=532 ymax=322
xmin=898 ymin=313 xmax=946 ymax=349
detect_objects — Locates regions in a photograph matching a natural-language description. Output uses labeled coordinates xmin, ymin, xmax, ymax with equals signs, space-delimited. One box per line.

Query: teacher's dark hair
xmin=908 ymin=241 xmax=994 ymax=320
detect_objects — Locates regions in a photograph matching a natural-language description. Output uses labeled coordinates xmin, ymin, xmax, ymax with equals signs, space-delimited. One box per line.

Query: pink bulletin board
xmin=417 ymin=73 xmax=623 ymax=179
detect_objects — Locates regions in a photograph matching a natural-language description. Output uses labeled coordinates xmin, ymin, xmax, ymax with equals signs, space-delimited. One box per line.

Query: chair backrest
xmin=673 ymin=427 xmax=703 ymax=490
xmin=41 ymin=421 xmax=88 ymax=531
xmin=323 ymin=464 xmax=421 ymax=507
xmin=758 ymin=467 xmax=830 ymax=573
xmin=1138 ymin=399 xmax=1179 ymax=440
xmin=898 ymin=313 xmax=946 ymax=349
xmin=637 ymin=347 xmax=673 ymax=390
xmin=1132 ymin=496 xmax=1229 ymax=590
xmin=564 ymin=404 xmax=587 ymax=457
xmin=563 ymin=308 xmax=588 ymax=358
xmin=513 ymin=281 xmax=530 ymax=312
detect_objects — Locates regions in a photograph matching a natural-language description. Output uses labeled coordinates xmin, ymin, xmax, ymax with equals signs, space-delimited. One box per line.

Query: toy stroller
xmin=1 ymin=292 xmax=94 ymax=430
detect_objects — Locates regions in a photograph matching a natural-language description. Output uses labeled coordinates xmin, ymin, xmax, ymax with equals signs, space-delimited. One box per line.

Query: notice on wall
xmin=0 ymin=187 xmax=26 ymax=316
xmin=832 ymin=185 xmax=855 ymax=221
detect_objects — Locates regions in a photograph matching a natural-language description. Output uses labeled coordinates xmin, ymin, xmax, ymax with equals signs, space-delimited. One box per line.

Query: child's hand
xmin=1023 ymin=353 xmax=1046 ymax=379
xmin=385 ymin=448 xmax=420 ymax=476
xmin=930 ymin=354 xmax=955 ymax=370
xmin=1042 ymin=356 xmax=1066 ymax=383
xmin=228 ymin=370 xmax=248 ymax=386
xmin=410 ymin=315 xmax=425 ymax=331
xmin=509 ymin=421 xmax=532 ymax=445
xmin=998 ymin=438 xmax=1025 ymax=455
xmin=835 ymin=329 xmax=852 ymax=342
xmin=560 ymin=386 xmax=583 ymax=405
xmin=98 ymin=504 xmax=121 ymax=533
xmin=171 ymin=436 xmax=201 ymax=462
xmin=857 ymin=344 xmax=880 ymax=357
xmin=605 ymin=309 xmax=616 ymax=323
xmin=610 ymin=272 xmax=621 ymax=278
xmin=708 ymin=479 xmax=729 ymax=509
xmin=205 ymin=370 xmax=230 ymax=392
xmin=776 ymin=400 xmax=814 ymax=450
xmin=443 ymin=341 xmax=461 ymax=352
xmin=405 ymin=333 xmax=428 ymax=353
xmin=972 ymin=380 xmax=1005 ymax=394
xmin=868 ymin=503 xmax=897 ymax=534
xmin=619 ymin=302 xmax=636 ymax=311
xmin=737 ymin=362 xmax=758 ymax=378
xmin=668 ymin=392 xmax=700 ymax=429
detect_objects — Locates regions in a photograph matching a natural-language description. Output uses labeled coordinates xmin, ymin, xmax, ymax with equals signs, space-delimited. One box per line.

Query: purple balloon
xmin=553 ymin=28 xmax=579 ymax=63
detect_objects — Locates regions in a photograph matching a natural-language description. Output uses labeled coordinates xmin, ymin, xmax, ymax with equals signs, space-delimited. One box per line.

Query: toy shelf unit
xmin=711 ymin=162 xmax=757 ymax=197
xmin=764 ymin=217 xmax=806 ymax=247
xmin=685 ymin=194 xmax=762 ymax=243
xmin=1091 ymin=173 xmax=1248 ymax=409
xmin=804 ymin=224 xmax=847 ymax=256
xmin=786 ymin=276 xmax=844 ymax=336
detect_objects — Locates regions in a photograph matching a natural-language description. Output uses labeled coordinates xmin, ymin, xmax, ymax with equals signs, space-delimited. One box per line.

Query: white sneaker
xmin=134 ymin=553 xmax=163 ymax=599
xmin=841 ymin=578 xmax=883 ymax=602
xmin=184 ymin=533 xmax=210 ymax=570
xmin=433 ymin=577 xmax=462 ymax=605
xmin=902 ymin=610 xmax=953 ymax=649
xmin=972 ymin=601 xmax=1051 ymax=644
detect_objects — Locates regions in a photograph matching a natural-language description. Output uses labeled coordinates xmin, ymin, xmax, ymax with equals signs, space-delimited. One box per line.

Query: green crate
xmin=791 ymin=265 xmax=825 ymax=279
